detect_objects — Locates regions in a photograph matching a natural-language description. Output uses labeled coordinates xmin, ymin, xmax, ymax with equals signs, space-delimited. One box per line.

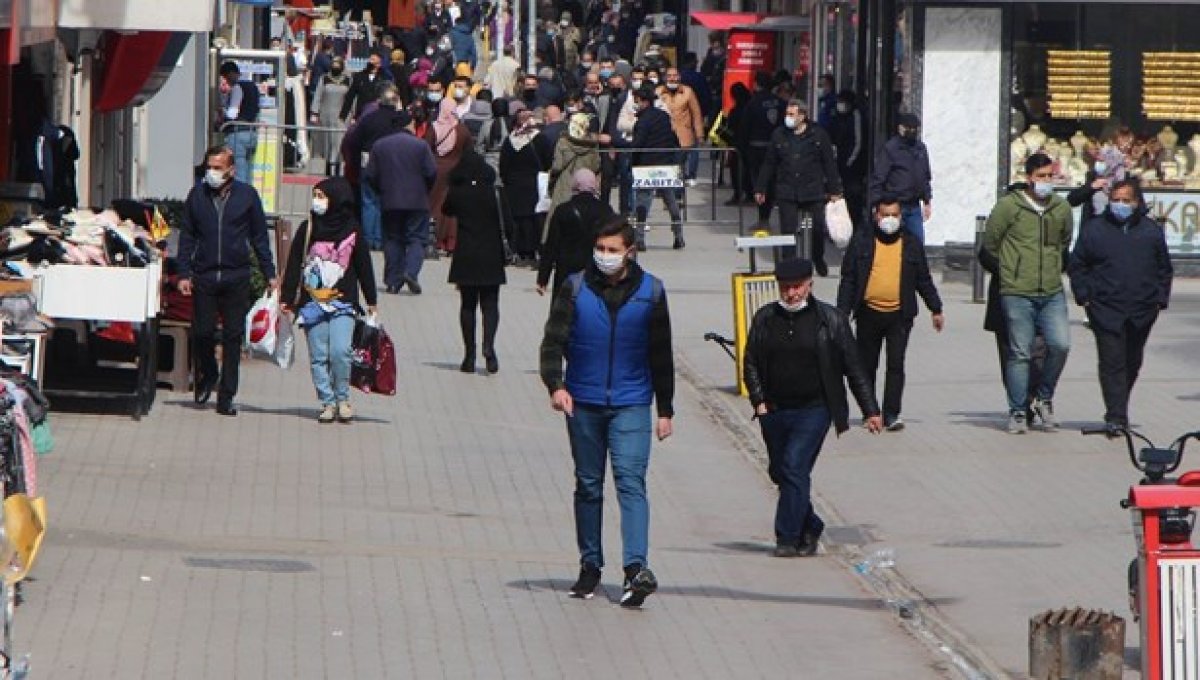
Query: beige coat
xmin=657 ymin=84 xmax=705 ymax=148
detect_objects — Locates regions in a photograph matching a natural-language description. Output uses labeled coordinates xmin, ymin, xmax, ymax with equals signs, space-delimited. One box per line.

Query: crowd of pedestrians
xmin=190 ymin=0 xmax=1180 ymax=610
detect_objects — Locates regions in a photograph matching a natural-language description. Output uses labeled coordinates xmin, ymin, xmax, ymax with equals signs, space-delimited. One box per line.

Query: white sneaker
xmin=318 ymin=404 xmax=336 ymax=424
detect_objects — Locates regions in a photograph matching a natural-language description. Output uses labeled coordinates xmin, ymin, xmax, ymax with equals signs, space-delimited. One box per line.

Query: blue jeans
xmin=901 ymin=203 xmax=924 ymax=243
xmin=1001 ymin=291 xmax=1071 ymax=413
xmin=567 ymin=404 xmax=652 ymax=569
xmin=617 ymin=154 xmax=633 ymax=215
xmin=632 ymin=187 xmax=682 ymax=240
xmin=305 ymin=313 xmax=355 ymax=405
xmin=382 ymin=209 xmax=430 ymax=287
xmin=758 ymin=406 xmax=831 ymax=545
xmin=684 ymin=146 xmax=700 ymax=180
xmin=360 ymin=183 xmax=383 ymax=248
xmin=226 ymin=129 xmax=257 ymax=184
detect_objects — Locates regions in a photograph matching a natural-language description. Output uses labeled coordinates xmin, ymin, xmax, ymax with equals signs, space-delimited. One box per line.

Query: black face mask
xmin=331 ymin=67 xmax=344 ymax=75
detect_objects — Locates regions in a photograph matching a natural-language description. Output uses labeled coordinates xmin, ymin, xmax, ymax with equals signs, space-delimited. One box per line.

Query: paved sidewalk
xmin=18 ymin=195 xmax=947 ymax=675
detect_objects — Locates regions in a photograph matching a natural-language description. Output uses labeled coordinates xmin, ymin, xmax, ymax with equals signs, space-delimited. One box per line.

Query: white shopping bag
xmin=245 ymin=290 xmax=280 ymax=358
xmin=535 ymin=172 xmax=552 ymax=214
xmin=826 ymin=198 xmax=854 ymax=249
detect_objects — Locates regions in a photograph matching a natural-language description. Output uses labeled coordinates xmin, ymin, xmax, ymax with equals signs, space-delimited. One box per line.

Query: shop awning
xmin=57 ymin=0 xmax=215 ymax=32
xmin=93 ymin=31 xmax=191 ymax=112
xmin=732 ymin=16 xmax=811 ymax=32
xmin=690 ymin=11 xmax=764 ymax=30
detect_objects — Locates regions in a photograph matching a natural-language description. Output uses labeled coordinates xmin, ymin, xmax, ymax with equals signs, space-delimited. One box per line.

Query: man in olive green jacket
xmin=983 ymin=153 xmax=1074 ymax=434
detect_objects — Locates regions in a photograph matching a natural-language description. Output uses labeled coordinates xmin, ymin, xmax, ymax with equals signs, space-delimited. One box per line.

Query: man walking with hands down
xmin=984 ymin=153 xmax=1074 ymax=434
xmin=539 ymin=216 xmax=675 ymax=608
xmin=743 ymin=258 xmax=881 ymax=558
xmin=755 ymin=100 xmax=842 ymax=274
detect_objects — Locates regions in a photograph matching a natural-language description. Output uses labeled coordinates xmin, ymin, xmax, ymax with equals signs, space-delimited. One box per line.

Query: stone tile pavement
xmin=17 ymin=199 xmax=949 ymax=676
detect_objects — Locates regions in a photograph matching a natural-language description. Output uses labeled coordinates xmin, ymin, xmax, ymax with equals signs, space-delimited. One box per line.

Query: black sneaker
xmin=403 ymin=275 xmax=423 ymax=295
xmin=773 ymin=543 xmax=799 ymax=558
xmin=797 ymin=526 xmax=823 ymax=556
xmin=568 ymin=564 xmax=602 ymax=599
xmin=620 ymin=564 xmax=657 ymax=608
xmin=814 ymin=259 xmax=829 ymax=277
xmin=884 ymin=415 xmax=905 ymax=432
xmin=672 ymin=235 xmax=686 ymax=250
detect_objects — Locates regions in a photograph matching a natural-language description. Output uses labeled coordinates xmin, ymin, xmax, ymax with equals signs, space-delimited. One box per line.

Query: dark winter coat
xmin=837 ymin=231 xmax=942 ymax=320
xmin=538 ymin=192 xmax=616 ymax=294
xmin=178 ymin=180 xmax=276 ymax=284
xmin=743 ymin=298 xmax=880 ymax=434
xmin=868 ymin=135 xmax=932 ymax=206
xmin=755 ymin=124 xmax=842 ymax=203
xmin=499 ymin=132 xmax=553 ymax=217
xmin=1068 ymin=208 xmax=1172 ymax=333
xmin=443 ymin=152 xmax=508 ymax=287
xmin=617 ymin=105 xmax=678 ymax=166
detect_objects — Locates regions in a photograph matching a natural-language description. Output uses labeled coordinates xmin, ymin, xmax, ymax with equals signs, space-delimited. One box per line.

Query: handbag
xmin=350 ymin=315 xmax=397 ymax=396
xmin=826 ymin=198 xmax=854 ymax=249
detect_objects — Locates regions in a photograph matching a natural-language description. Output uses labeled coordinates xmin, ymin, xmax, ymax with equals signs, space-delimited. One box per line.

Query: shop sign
xmin=729 ymin=32 xmax=776 ymax=70
xmin=1146 ymin=192 xmax=1200 ymax=254
xmin=632 ymin=166 xmax=683 ymax=189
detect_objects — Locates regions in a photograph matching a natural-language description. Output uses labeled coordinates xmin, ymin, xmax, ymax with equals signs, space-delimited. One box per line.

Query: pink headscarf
xmin=571 ymin=168 xmax=600 ymax=197
xmin=432 ymin=97 xmax=459 ymax=157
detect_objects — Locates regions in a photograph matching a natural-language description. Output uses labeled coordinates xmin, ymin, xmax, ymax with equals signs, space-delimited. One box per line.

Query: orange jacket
xmin=657 ymin=84 xmax=705 ymax=148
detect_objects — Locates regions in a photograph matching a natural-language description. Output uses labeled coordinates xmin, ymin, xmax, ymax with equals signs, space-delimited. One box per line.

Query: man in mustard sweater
xmin=837 ymin=197 xmax=944 ymax=431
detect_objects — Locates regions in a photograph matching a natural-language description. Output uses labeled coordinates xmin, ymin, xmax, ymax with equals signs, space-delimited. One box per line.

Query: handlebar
xmin=1083 ymin=426 xmax=1200 ymax=480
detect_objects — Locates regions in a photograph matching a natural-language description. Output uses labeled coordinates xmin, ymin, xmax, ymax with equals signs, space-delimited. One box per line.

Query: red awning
xmin=93 ymin=31 xmax=173 ymax=113
xmin=689 ymin=11 xmax=764 ymax=30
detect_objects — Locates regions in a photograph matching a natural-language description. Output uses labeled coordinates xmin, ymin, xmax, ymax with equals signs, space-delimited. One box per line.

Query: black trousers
xmin=459 ymin=285 xmax=500 ymax=354
xmin=1091 ymin=317 xmax=1155 ymax=425
xmin=854 ymin=306 xmax=912 ymax=419
xmin=778 ymin=199 xmax=828 ymax=264
xmin=192 ymin=278 xmax=252 ymax=405
xmin=745 ymin=146 xmax=771 ymax=223
xmin=512 ymin=215 xmax=540 ymax=259
xmin=600 ymin=153 xmax=615 ymax=204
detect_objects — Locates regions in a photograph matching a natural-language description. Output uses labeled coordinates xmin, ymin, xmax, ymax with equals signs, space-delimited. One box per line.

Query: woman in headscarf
xmin=442 ymin=149 xmax=508 ymax=374
xmin=281 ymin=177 xmax=378 ymax=424
xmin=544 ymin=112 xmax=601 ymax=240
xmin=499 ymin=107 xmax=553 ymax=265
xmin=537 ymin=168 xmax=616 ymax=298
xmin=310 ymin=56 xmax=352 ymax=175
xmin=425 ymin=96 xmax=473 ymax=253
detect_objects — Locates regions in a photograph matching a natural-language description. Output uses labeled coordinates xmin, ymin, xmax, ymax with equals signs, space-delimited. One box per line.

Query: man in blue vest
xmin=218 ymin=61 xmax=261 ymax=184
xmin=539 ymin=215 xmax=675 ymax=608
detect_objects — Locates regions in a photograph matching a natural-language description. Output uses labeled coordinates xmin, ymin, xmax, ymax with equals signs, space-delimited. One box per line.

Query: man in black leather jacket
xmin=743 ymin=258 xmax=882 ymax=558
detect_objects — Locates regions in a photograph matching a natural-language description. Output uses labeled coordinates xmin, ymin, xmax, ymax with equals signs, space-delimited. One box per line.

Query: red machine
xmin=1091 ymin=426 xmax=1200 ymax=679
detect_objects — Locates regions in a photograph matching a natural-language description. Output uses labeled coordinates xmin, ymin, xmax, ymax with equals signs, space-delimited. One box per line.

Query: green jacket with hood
xmin=983 ymin=186 xmax=1074 ymax=296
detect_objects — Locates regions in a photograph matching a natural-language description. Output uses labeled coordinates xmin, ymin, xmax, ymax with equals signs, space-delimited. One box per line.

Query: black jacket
xmin=499 ymin=133 xmax=553 ymax=217
xmin=178 ymin=180 xmax=276 ymax=284
xmin=618 ymin=105 xmax=678 ymax=166
xmin=837 ymin=231 xmax=942 ymax=320
xmin=340 ymin=69 xmax=389 ymax=121
xmin=538 ymin=193 xmax=617 ymax=293
xmin=868 ymin=135 xmax=932 ymax=206
xmin=738 ymin=90 xmax=784 ymax=147
xmin=1065 ymin=170 xmax=1103 ymax=224
xmin=755 ymin=125 xmax=842 ymax=203
xmin=442 ymin=162 xmax=508 ymax=287
xmin=1068 ymin=208 xmax=1172 ymax=332
xmin=743 ymin=298 xmax=880 ymax=434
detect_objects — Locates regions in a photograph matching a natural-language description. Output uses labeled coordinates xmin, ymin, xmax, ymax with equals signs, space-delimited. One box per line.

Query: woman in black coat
xmin=537 ymin=168 xmax=616 ymax=297
xmin=499 ymin=109 xmax=553 ymax=263
xmin=443 ymin=149 xmax=507 ymax=374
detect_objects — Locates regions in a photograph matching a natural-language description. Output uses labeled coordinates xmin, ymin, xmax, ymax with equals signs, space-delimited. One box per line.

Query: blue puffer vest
xmin=565 ymin=272 xmax=659 ymax=408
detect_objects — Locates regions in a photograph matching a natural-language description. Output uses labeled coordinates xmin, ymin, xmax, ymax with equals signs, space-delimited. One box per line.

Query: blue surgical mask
xmin=1033 ymin=181 xmax=1055 ymax=200
xmin=1094 ymin=161 xmax=1108 ymax=175
xmin=1110 ymin=202 xmax=1134 ymax=221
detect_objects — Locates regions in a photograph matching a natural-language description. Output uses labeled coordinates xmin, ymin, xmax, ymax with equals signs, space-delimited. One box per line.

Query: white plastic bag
xmin=245 ymin=290 xmax=280 ymax=358
xmin=274 ymin=312 xmax=296 ymax=369
xmin=535 ymin=172 xmax=553 ymax=213
xmin=826 ymin=198 xmax=854 ymax=249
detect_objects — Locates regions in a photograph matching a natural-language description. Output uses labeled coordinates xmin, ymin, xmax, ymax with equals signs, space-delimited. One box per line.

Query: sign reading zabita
xmin=631 ymin=165 xmax=684 ymax=189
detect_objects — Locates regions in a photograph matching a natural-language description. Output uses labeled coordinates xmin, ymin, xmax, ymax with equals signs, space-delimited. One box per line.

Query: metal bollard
xmin=972 ymin=215 xmax=987 ymax=303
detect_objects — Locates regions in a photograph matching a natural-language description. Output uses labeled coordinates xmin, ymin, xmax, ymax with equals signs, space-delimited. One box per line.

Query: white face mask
xmin=836 ymin=102 xmax=850 ymax=114
xmin=1094 ymin=161 xmax=1107 ymax=175
xmin=648 ymin=76 xmax=659 ymax=84
xmin=428 ymin=91 xmax=444 ymax=103
xmin=666 ymin=82 xmax=679 ymax=90
xmin=312 ymin=197 xmax=329 ymax=215
xmin=205 ymin=168 xmax=229 ymax=189
xmin=631 ymin=79 xmax=643 ymax=90
xmin=1033 ymin=181 xmax=1055 ymax=200
xmin=779 ymin=298 xmax=808 ymax=313
xmin=593 ymin=249 xmax=627 ymax=275
xmin=783 ymin=115 xmax=797 ymax=129
xmin=453 ymin=87 xmax=467 ymax=100
xmin=877 ymin=215 xmax=901 ymax=235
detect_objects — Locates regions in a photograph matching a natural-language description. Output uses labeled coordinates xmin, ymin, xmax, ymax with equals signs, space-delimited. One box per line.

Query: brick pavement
xmin=17 ymin=194 xmax=948 ymax=676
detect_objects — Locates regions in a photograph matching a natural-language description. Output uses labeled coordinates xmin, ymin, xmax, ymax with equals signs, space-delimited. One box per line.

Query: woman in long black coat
xmin=443 ymin=149 xmax=507 ymax=374
xmin=499 ymin=108 xmax=553 ymax=263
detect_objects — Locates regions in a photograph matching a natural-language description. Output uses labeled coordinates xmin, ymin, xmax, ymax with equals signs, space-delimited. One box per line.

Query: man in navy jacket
xmin=178 ymin=146 xmax=277 ymax=416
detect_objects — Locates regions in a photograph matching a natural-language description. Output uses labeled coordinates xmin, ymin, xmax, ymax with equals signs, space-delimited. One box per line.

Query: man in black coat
xmin=606 ymin=86 xmax=683 ymax=250
xmin=754 ymin=99 xmax=842 ymax=274
xmin=836 ymin=197 xmax=944 ymax=431
xmin=744 ymin=257 xmax=881 ymax=558
xmin=869 ymin=113 xmax=932 ymax=242
xmin=1068 ymin=180 xmax=1173 ymax=430
xmin=738 ymin=70 xmax=785 ymax=225
xmin=340 ymin=51 xmax=392 ymax=123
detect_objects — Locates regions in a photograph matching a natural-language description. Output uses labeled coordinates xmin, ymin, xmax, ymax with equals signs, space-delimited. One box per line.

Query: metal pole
xmin=972 ymin=214 xmax=987 ymax=303
xmin=526 ymin=0 xmax=537 ymax=74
